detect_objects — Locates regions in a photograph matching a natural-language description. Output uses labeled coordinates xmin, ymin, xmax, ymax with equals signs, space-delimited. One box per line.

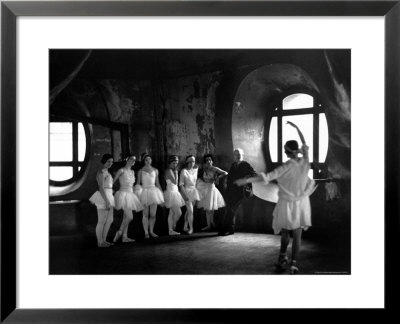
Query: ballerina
xmin=89 ymin=154 xmax=115 ymax=247
xmin=235 ymin=121 xmax=316 ymax=274
xmin=179 ymin=155 xmax=200 ymax=234
xmin=113 ymin=155 xmax=144 ymax=243
xmin=197 ymin=154 xmax=227 ymax=231
xmin=163 ymin=155 xmax=185 ymax=235
xmin=136 ymin=154 xmax=165 ymax=239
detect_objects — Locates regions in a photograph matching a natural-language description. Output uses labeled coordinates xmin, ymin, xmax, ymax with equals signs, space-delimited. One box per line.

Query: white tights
xmin=202 ymin=210 xmax=215 ymax=230
xmin=184 ymin=201 xmax=194 ymax=234
xmin=142 ymin=204 xmax=158 ymax=236
xmin=168 ymin=206 xmax=182 ymax=231
xmin=96 ymin=208 xmax=114 ymax=245
xmin=118 ymin=208 xmax=134 ymax=239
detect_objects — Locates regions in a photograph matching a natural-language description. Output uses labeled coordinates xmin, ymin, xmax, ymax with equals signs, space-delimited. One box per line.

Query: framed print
xmin=1 ymin=0 xmax=399 ymax=322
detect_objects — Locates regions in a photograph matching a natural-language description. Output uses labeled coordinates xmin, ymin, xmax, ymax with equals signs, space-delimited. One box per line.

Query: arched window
xmin=50 ymin=120 xmax=90 ymax=186
xmin=267 ymin=91 xmax=329 ymax=179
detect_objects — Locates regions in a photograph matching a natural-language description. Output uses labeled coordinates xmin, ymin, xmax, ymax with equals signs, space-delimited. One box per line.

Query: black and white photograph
xmin=49 ymin=49 xmax=351 ymax=275
xmin=2 ymin=0 xmax=396 ymax=320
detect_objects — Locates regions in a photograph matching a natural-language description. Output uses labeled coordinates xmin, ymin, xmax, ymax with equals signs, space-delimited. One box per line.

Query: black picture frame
xmin=1 ymin=0 xmax=398 ymax=322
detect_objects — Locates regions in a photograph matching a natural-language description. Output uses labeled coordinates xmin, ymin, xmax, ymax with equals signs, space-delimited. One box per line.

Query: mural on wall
xmin=322 ymin=51 xmax=351 ymax=179
xmin=97 ymin=80 xmax=141 ymax=122
xmin=166 ymin=120 xmax=189 ymax=155
xmin=162 ymin=72 xmax=221 ymax=161
xmin=95 ymin=79 xmax=152 ymax=160
xmin=59 ymin=71 xmax=223 ymax=168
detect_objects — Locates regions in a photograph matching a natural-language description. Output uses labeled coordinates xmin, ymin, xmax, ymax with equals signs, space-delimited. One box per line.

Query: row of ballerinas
xmin=89 ymin=153 xmax=228 ymax=247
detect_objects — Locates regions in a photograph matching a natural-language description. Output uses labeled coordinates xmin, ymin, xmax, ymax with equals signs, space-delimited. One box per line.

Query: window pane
xmin=50 ymin=122 xmax=72 ymax=161
xmin=319 ymin=114 xmax=329 ymax=162
xmin=282 ymin=115 xmax=313 ymax=162
xmin=50 ymin=167 xmax=73 ymax=182
xmin=282 ymin=93 xmax=313 ymax=110
xmin=78 ymin=123 xmax=86 ymax=161
xmin=268 ymin=117 xmax=278 ymax=162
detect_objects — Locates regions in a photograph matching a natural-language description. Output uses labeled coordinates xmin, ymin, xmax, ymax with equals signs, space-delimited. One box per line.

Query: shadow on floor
xmin=50 ymin=232 xmax=350 ymax=275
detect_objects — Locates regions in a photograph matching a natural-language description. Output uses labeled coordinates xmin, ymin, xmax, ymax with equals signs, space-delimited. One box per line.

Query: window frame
xmin=49 ymin=117 xmax=91 ymax=187
xmin=265 ymin=86 xmax=328 ymax=179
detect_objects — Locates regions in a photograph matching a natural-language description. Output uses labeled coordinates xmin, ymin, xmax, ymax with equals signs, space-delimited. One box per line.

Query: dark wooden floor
xmin=50 ymin=232 xmax=350 ymax=275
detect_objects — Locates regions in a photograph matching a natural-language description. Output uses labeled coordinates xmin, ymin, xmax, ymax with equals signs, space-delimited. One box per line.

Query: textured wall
xmin=94 ymin=79 xmax=154 ymax=160
xmin=228 ymin=60 xmax=350 ymax=239
xmin=51 ymin=71 xmax=223 ymax=198
xmin=232 ymin=64 xmax=319 ymax=173
xmin=50 ymin=50 xmax=351 ymax=239
xmin=162 ymin=72 xmax=221 ymax=165
xmin=51 ymin=78 xmax=153 ymax=200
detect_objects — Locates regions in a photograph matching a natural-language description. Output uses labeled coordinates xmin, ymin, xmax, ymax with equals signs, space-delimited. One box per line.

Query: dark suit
xmin=221 ymin=160 xmax=256 ymax=233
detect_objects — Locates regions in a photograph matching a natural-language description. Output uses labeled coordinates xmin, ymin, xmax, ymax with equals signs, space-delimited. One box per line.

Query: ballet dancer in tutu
xmin=196 ymin=154 xmax=227 ymax=231
xmin=235 ymin=121 xmax=316 ymax=274
xmin=136 ymin=154 xmax=164 ymax=239
xmin=113 ymin=155 xmax=144 ymax=243
xmin=179 ymin=155 xmax=200 ymax=234
xmin=89 ymin=154 xmax=115 ymax=247
xmin=163 ymin=155 xmax=185 ymax=236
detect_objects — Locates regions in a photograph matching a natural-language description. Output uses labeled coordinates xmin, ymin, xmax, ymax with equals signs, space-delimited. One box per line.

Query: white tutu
xmin=89 ymin=189 xmax=115 ymax=209
xmin=196 ymin=179 xmax=208 ymax=199
xmin=139 ymin=185 xmax=165 ymax=206
xmin=182 ymin=186 xmax=200 ymax=202
xmin=197 ymin=180 xmax=225 ymax=211
xmin=269 ymin=177 xmax=315 ymax=234
xmin=164 ymin=183 xmax=185 ymax=208
xmin=114 ymin=189 xmax=143 ymax=211
xmin=133 ymin=184 xmax=142 ymax=197
xmin=272 ymin=196 xmax=311 ymax=234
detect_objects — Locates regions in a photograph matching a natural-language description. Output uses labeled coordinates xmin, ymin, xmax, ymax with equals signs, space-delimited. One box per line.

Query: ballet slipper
xmin=290 ymin=260 xmax=299 ymax=274
xmin=113 ymin=230 xmax=123 ymax=243
xmin=104 ymin=241 xmax=114 ymax=246
xmin=201 ymin=226 xmax=211 ymax=231
xmin=275 ymin=254 xmax=288 ymax=273
xmin=122 ymin=237 xmax=135 ymax=243
xmin=187 ymin=229 xmax=193 ymax=235
xmin=150 ymin=232 xmax=159 ymax=238
xmin=98 ymin=242 xmax=109 ymax=248
xmin=144 ymin=233 xmax=150 ymax=239
xmin=169 ymin=230 xmax=180 ymax=236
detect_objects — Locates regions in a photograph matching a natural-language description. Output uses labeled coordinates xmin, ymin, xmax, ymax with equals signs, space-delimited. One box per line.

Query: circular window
xmin=49 ymin=120 xmax=90 ymax=187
